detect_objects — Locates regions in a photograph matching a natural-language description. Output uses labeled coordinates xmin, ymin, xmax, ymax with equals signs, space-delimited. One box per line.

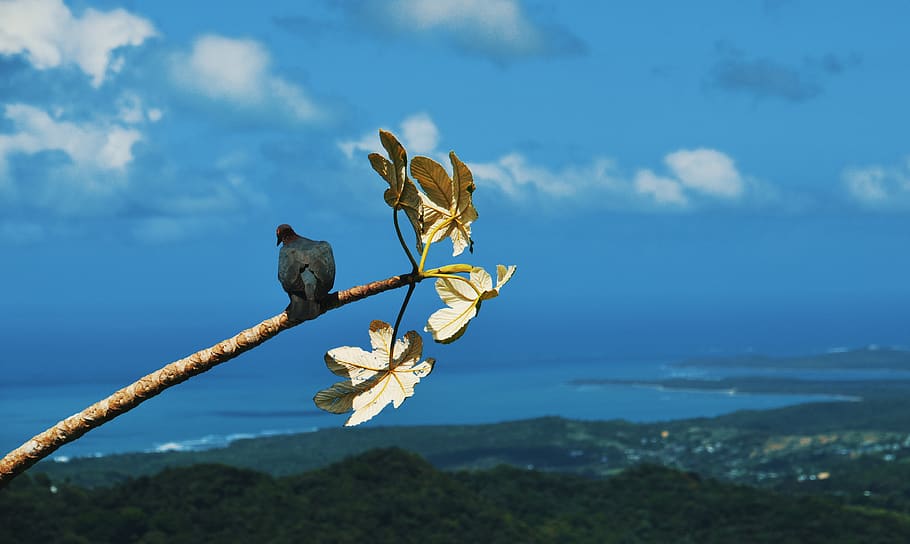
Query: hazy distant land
xmin=674 ymin=346 xmax=910 ymax=370
xmin=567 ymin=376 xmax=910 ymax=400
xmin=573 ymin=346 xmax=910 ymax=400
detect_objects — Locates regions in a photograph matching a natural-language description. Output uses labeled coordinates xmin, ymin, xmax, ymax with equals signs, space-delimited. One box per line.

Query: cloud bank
xmin=709 ymin=43 xmax=860 ymax=102
xmin=844 ymin=158 xmax=910 ymax=210
xmin=0 ymin=103 xmax=141 ymax=182
xmin=344 ymin=0 xmax=586 ymax=63
xmin=0 ymin=0 xmax=156 ymax=87
xmin=170 ymin=34 xmax=321 ymax=123
xmin=339 ymin=113 xmax=440 ymax=160
xmin=339 ymin=114 xmax=766 ymax=212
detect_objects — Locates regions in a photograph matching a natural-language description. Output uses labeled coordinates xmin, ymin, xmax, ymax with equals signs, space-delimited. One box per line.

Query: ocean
xmin=0 ymin=357 xmax=852 ymax=460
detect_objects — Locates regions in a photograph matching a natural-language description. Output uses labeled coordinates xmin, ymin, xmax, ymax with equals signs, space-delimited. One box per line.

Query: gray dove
xmin=277 ymin=224 xmax=335 ymax=322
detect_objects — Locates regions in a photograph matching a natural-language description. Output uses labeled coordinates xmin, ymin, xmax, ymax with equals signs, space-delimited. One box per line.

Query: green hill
xmin=5 ymin=448 xmax=910 ymax=543
xmin=33 ymin=398 xmax=910 ymax=490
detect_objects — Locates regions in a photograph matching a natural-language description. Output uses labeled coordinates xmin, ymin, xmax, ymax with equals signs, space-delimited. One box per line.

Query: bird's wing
xmin=307 ymin=241 xmax=336 ymax=296
xmin=278 ymin=245 xmax=307 ymax=293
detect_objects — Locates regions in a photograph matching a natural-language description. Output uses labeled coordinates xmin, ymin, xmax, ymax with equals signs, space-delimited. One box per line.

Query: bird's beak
xmin=276 ymin=233 xmax=282 ymax=246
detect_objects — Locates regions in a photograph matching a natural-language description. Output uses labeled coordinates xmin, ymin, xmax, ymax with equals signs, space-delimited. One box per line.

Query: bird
xmin=277 ymin=224 xmax=335 ymax=322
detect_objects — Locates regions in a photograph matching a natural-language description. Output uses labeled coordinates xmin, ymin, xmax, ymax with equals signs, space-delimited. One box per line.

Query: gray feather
xmin=278 ymin=236 xmax=335 ymax=321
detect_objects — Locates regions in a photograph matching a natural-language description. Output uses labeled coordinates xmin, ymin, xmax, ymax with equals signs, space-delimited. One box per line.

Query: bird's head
xmin=276 ymin=224 xmax=297 ymax=246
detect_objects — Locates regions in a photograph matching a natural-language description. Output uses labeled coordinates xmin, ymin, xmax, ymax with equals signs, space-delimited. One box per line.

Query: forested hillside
xmin=5 ymin=448 xmax=910 ymax=543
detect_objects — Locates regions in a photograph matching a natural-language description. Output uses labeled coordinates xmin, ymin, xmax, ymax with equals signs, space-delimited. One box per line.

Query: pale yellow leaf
xmin=451 ymin=152 xmax=477 ymax=220
xmin=425 ymin=265 xmax=516 ymax=343
xmin=496 ymin=264 xmax=517 ymax=290
xmin=426 ymin=304 xmax=477 ymax=344
xmin=470 ymin=266 xmax=494 ymax=292
xmin=394 ymin=330 xmax=424 ymax=369
xmin=370 ymin=130 xmax=423 ymax=250
xmin=368 ymin=319 xmax=394 ymax=361
xmin=410 ymin=152 xmax=478 ymax=256
xmin=314 ymin=380 xmax=366 ymax=414
xmin=434 ymin=276 xmax=477 ymax=307
xmin=448 ymin=226 xmax=472 ymax=257
xmin=324 ymin=346 xmax=381 ymax=383
xmin=345 ymin=356 xmax=435 ymax=426
xmin=346 ymin=374 xmax=396 ymax=426
xmin=420 ymin=206 xmax=448 ymax=245
xmin=316 ymin=322 xmax=435 ymax=426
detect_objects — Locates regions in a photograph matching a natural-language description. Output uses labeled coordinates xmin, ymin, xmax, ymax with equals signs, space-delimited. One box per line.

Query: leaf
xmin=496 ymin=264 xmax=517 ymax=290
xmin=425 ymin=265 xmax=516 ymax=343
xmin=314 ymin=320 xmax=435 ymax=426
xmin=313 ymin=381 xmax=366 ymax=414
xmin=410 ymin=152 xmax=478 ymax=256
xmin=369 ymin=130 xmax=423 ymax=249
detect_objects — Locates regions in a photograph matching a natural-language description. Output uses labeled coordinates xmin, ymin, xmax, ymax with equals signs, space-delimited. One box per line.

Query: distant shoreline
xmin=569 ymin=378 xmax=864 ymax=401
xmin=673 ymin=346 xmax=910 ymax=371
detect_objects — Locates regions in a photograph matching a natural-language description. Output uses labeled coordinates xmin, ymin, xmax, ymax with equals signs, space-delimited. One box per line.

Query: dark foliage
xmin=4 ymin=449 xmax=910 ymax=543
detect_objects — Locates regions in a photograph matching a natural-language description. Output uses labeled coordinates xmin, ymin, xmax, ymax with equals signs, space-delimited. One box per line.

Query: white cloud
xmin=171 ymin=34 xmax=320 ymax=122
xmin=176 ymin=35 xmax=267 ymax=102
xmin=844 ymin=167 xmax=887 ymax=202
xmin=405 ymin=0 xmax=533 ymax=46
xmin=98 ymin=127 xmax=143 ymax=170
xmin=117 ymin=95 xmax=146 ymax=124
xmin=634 ymin=169 xmax=687 ymax=205
xmin=0 ymin=103 xmax=142 ymax=177
xmin=844 ymin=159 xmax=910 ymax=208
xmin=469 ymin=153 xmax=598 ymax=198
xmin=0 ymin=0 xmax=156 ymax=87
xmin=338 ymin=113 xmax=441 ymax=160
xmin=664 ymin=148 xmax=744 ymax=198
xmin=117 ymin=93 xmax=162 ymax=125
xmin=400 ymin=113 xmax=439 ymax=154
xmin=361 ymin=0 xmax=584 ymax=61
xmin=340 ymin=113 xmax=768 ymax=211
xmin=338 ymin=132 xmax=378 ymax=161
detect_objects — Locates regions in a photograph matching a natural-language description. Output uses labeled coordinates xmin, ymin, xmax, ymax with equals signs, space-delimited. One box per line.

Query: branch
xmin=0 ymin=272 xmax=417 ymax=487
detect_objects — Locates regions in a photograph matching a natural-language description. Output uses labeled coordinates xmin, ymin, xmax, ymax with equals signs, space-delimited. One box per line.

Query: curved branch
xmin=0 ymin=272 xmax=417 ymax=487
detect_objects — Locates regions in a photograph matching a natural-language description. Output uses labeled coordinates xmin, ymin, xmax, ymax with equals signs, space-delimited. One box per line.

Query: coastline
xmin=569 ymin=378 xmax=864 ymax=402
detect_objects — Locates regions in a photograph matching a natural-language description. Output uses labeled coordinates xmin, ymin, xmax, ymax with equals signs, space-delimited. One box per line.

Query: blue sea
xmin=4 ymin=290 xmax=907 ymax=461
xmin=0 ymin=356 xmax=866 ymax=461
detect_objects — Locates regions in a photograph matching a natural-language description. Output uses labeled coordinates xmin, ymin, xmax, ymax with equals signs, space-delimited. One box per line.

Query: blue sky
xmin=2 ymin=0 xmax=910 ymax=384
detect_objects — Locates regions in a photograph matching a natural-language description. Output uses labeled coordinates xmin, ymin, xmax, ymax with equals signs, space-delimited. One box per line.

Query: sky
xmin=2 ymin=0 xmax=910 ymax=387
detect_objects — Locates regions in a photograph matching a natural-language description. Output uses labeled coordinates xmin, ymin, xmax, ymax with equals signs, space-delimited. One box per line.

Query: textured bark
xmin=0 ymin=272 xmax=417 ymax=487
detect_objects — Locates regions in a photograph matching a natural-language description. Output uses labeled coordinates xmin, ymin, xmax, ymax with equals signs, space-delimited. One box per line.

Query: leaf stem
xmin=418 ymin=217 xmax=454 ymax=272
xmin=393 ymin=208 xmax=418 ymax=272
xmin=423 ymin=263 xmax=473 ymax=275
xmin=389 ymin=280 xmax=417 ymax=369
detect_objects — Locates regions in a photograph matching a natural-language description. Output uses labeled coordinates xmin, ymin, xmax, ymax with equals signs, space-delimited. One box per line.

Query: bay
xmin=0 ymin=358 xmax=847 ymax=460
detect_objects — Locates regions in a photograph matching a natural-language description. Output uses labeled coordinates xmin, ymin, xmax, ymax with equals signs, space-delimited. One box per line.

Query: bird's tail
xmin=286 ymin=294 xmax=321 ymax=322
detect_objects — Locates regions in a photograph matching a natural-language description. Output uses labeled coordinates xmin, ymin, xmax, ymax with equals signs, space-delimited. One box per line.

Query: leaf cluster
xmin=313 ymin=130 xmax=516 ymax=426
xmin=369 ymin=129 xmax=477 ymax=259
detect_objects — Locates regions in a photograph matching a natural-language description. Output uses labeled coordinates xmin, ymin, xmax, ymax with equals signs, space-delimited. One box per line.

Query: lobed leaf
xmin=410 ymin=152 xmax=478 ymax=256
xmin=425 ymin=265 xmax=516 ymax=344
xmin=369 ymin=130 xmax=423 ymax=250
xmin=496 ymin=264 xmax=517 ymax=290
xmin=315 ymin=321 xmax=435 ymax=426
xmin=314 ymin=380 xmax=367 ymax=414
